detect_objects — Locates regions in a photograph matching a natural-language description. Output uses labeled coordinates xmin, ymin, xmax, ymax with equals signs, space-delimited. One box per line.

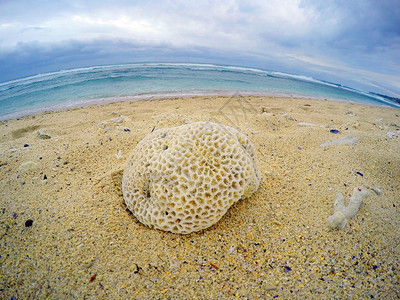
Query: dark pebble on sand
xmin=25 ymin=219 xmax=33 ymax=227
xmin=330 ymin=129 xmax=340 ymax=134
xmin=24 ymin=144 xmax=29 ymax=147
xmin=284 ymin=266 xmax=292 ymax=272
xmin=124 ymin=128 xmax=131 ymax=132
xmin=43 ymin=174 xmax=47 ymax=180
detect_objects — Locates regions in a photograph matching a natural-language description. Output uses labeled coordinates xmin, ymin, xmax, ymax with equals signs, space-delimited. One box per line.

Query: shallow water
xmin=0 ymin=63 xmax=398 ymax=121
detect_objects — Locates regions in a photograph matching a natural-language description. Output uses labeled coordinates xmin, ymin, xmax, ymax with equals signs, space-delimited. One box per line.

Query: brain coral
xmin=122 ymin=121 xmax=261 ymax=234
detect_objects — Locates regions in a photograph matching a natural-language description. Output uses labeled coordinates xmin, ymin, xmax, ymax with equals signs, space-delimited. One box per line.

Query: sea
xmin=0 ymin=63 xmax=398 ymax=121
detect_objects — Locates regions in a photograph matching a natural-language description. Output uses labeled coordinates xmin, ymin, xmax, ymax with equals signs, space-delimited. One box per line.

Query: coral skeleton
xmin=122 ymin=121 xmax=261 ymax=234
xmin=328 ymin=186 xmax=369 ymax=229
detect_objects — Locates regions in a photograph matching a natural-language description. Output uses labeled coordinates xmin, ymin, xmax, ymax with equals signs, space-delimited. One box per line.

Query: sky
xmin=0 ymin=0 xmax=399 ymax=96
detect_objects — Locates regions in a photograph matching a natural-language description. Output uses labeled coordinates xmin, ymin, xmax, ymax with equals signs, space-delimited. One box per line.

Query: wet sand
xmin=0 ymin=96 xmax=399 ymax=298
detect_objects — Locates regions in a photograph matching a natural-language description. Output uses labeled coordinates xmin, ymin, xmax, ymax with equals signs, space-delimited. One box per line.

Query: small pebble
xmin=330 ymin=129 xmax=340 ymax=134
xmin=89 ymin=273 xmax=97 ymax=283
xmin=124 ymin=128 xmax=131 ymax=132
xmin=25 ymin=219 xmax=33 ymax=227
xmin=12 ymin=212 xmax=18 ymax=219
xmin=24 ymin=144 xmax=29 ymax=147
xmin=284 ymin=266 xmax=291 ymax=272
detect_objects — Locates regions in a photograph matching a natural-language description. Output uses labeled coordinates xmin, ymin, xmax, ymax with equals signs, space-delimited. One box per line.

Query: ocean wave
xmin=1 ymin=63 xmax=399 ymax=121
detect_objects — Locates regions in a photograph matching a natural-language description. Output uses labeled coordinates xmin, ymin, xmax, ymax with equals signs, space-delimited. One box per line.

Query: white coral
xmin=328 ymin=186 xmax=369 ymax=229
xmin=122 ymin=121 xmax=261 ymax=234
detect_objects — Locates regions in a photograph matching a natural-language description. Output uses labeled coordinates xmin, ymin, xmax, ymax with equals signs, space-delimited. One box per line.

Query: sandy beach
xmin=1 ymin=95 xmax=399 ymax=298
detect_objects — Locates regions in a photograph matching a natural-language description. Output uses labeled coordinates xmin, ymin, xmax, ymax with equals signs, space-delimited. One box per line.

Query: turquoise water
xmin=0 ymin=63 xmax=398 ymax=120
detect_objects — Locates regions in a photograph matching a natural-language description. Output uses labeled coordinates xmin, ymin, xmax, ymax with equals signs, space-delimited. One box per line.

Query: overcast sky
xmin=0 ymin=0 xmax=399 ymax=96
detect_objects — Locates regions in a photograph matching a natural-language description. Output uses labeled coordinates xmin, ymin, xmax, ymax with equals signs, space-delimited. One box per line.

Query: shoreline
xmin=1 ymin=96 xmax=399 ymax=298
xmin=0 ymin=91 xmax=395 ymax=122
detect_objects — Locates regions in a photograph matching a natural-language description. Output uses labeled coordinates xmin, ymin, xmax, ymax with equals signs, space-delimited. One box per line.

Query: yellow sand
xmin=0 ymin=96 xmax=399 ymax=298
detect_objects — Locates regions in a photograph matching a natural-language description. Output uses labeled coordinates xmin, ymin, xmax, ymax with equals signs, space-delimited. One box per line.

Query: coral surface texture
xmin=122 ymin=121 xmax=261 ymax=234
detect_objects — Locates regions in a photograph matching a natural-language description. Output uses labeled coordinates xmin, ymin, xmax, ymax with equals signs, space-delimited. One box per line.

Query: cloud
xmin=0 ymin=39 xmax=252 ymax=82
xmin=0 ymin=0 xmax=399 ymax=95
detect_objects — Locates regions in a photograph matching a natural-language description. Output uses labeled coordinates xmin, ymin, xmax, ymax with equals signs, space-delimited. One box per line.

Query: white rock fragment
xmin=371 ymin=187 xmax=382 ymax=195
xmin=281 ymin=113 xmax=296 ymax=121
xmin=37 ymin=130 xmax=51 ymax=139
xmin=110 ymin=115 xmax=130 ymax=123
xmin=19 ymin=161 xmax=38 ymax=172
xmin=115 ymin=150 xmax=122 ymax=159
xmin=328 ymin=187 xmax=369 ymax=230
xmin=297 ymin=122 xmax=317 ymax=127
xmin=97 ymin=121 xmax=107 ymax=126
xmin=264 ymin=285 xmax=278 ymax=291
xmin=386 ymin=132 xmax=396 ymax=139
xmin=321 ymin=135 xmax=359 ymax=147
